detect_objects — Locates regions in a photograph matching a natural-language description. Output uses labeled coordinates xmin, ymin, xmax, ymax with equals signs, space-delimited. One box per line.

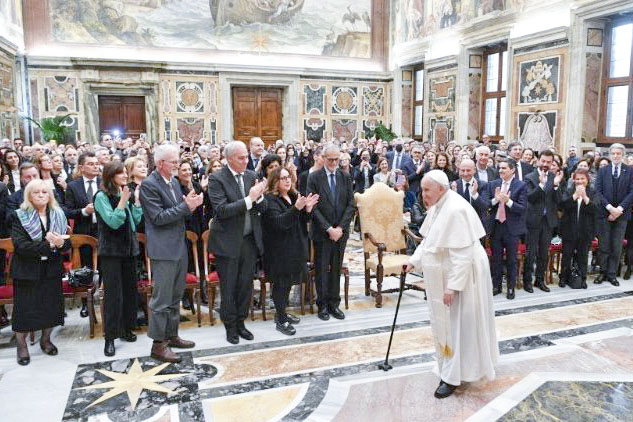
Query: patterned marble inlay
xmin=362 ymin=86 xmax=384 ymax=115
xmin=176 ymin=82 xmax=205 ymax=113
xmin=499 ymin=381 xmax=633 ymax=421
xmin=44 ymin=76 xmax=77 ymax=112
xmin=177 ymin=118 xmax=204 ymax=143
xmin=304 ymin=84 xmax=326 ymax=114
xmin=582 ymin=53 xmax=602 ymax=143
xmin=332 ymin=119 xmax=357 ymax=142
xmin=429 ymin=75 xmax=456 ymax=113
xmin=332 ymin=86 xmax=358 ymax=115
xmin=468 ymin=73 xmax=482 ymax=140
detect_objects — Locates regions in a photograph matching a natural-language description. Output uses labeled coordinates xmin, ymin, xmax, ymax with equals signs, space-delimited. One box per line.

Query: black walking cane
xmin=378 ymin=268 xmax=407 ymax=371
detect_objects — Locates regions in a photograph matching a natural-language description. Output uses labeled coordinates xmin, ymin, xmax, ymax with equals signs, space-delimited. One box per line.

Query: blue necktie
xmin=329 ymin=173 xmax=336 ymax=197
xmin=614 ymin=165 xmax=620 ymax=179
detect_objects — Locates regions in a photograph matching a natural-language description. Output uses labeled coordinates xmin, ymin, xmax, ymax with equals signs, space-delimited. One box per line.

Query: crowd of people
xmin=0 ymin=133 xmax=629 ymax=365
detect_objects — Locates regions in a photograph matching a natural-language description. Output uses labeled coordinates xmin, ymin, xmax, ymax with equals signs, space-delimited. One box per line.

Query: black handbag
xmin=68 ymin=267 xmax=96 ymax=289
xmin=567 ymin=259 xmax=583 ymax=289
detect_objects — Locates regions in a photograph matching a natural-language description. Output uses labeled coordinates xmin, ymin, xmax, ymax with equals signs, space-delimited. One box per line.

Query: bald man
xmin=451 ymin=159 xmax=491 ymax=234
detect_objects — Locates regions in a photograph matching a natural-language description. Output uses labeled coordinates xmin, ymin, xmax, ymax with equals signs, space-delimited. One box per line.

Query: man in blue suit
xmin=451 ymin=158 xmax=490 ymax=234
xmin=595 ymin=143 xmax=633 ymax=286
xmin=488 ymin=159 xmax=527 ymax=300
xmin=387 ymin=138 xmax=412 ymax=173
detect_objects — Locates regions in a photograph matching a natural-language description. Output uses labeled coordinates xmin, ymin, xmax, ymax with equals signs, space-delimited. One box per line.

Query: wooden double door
xmin=232 ymin=87 xmax=282 ymax=146
xmin=98 ymin=95 xmax=146 ymax=139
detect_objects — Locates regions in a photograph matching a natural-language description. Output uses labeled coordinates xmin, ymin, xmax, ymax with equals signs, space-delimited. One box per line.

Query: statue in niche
xmin=519 ymin=112 xmax=555 ymax=153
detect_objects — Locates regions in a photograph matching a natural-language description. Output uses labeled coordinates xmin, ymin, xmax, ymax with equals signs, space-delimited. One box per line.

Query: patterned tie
xmin=86 ymin=180 xmax=94 ymax=200
xmin=614 ymin=165 xmax=620 ymax=179
xmin=236 ymin=174 xmax=252 ymax=236
xmin=497 ymin=181 xmax=508 ymax=223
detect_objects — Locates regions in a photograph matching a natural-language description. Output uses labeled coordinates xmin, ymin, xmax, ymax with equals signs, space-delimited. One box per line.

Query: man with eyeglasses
xmin=307 ymin=143 xmax=356 ymax=321
xmin=140 ymin=143 xmax=204 ymax=362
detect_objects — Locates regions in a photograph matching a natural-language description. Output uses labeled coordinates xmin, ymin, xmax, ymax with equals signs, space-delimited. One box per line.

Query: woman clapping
xmin=262 ymin=168 xmax=318 ymax=336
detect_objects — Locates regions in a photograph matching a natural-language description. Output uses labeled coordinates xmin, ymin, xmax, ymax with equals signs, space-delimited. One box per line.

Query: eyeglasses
xmin=280 ymin=176 xmax=291 ymax=181
xmin=325 ymin=157 xmax=340 ymax=163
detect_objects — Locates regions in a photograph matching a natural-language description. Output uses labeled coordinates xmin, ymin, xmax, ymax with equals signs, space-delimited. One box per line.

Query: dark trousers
xmin=597 ymin=217 xmax=628 ymax=278
xmin=101 ymin=256 xmax=137 ymax=340
xmin=215 ymin=235 xmax=257 ymax=329
xmin=491 ymin=222 xmax=519 ymax=290
xmin=314 ymin=238 xmax=347 ymax=310
xmin=560 ymin=237 xmax=590 ymax=282
xmin=524 ymin=218 xmax=553 ymax=285
xmin=272 ymin=280 xmax=292 ymax=322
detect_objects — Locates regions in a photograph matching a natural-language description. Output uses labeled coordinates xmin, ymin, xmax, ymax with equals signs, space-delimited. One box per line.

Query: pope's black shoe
xmin=434 ymin=381 xmax=458 ymax=399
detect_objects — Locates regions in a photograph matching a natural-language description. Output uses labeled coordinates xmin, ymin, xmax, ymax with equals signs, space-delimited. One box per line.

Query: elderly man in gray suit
xmin=140 ymin=143 xmax=203 ymax=363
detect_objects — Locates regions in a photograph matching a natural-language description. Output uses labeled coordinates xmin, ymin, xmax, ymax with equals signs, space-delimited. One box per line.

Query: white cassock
xmin=409 ymin=190 xmax=498 ymax=386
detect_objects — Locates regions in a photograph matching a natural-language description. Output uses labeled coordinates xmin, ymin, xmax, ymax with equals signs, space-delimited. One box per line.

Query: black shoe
xmin=40 ymin=342 xmax=58 ymax=356
xmin=120 ymin=332 xmax=137 ymax=342
xmin=581 ymin=281 xmax=588 ymax=289
xmin=285 ymin=313 xmax=300 ymax=325
xmin=524 ymin=283 xmax=534 ymax=293
xmin=16 ymin=350 xmax=30 ymax=366
xmin=537 ymin=282 xmax=550 ymax=292
xmin=226 ymin=329 xmax=239 ymax=345
xmin=318 ymin=308 xmax=330 ymax=321
xmin=594 ymin=274 xmax=605 ymax=284
xmin=608 ymin=277 xmax=620 ymax=287
xmin=104 ymin=340 xmax=115 ymax=357
xmin=329 ymin=307 xmax=345 ymax=320
xmin=276 ymin=321 xmax=296 ymax=336
xmin=434 ymin=381 xmax=458 ymax=399
xmin=492 ymin=287 xmax=502 ymax=296
xmin=625 ymin=268 xmax=632 ymax=280
xmin=182 ymin=298 xmax=192 ymax=311
xmin=79 ymin=304 xmax=88 ymax=318
xmin=559 ymin=280 xmax=566 ymax=288
xmin=237 ymin=326 xmax=254 ymax=341
xmin=506 ymin=288 xmax=515 ymax=300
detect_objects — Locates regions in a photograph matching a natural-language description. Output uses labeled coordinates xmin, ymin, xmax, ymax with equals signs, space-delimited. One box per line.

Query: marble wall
xmin=159 ymin=75 xmax=220 ymax=144
xmin=299 ymin=80 xmax=390 ymax=142
xmin=424 ymin=66 xmax=458 ymax=144
xmin=0 ymin=49 xmax=18 ymax=140
xmin=581 ymin=52 xmax=602 ymax=143
xmin=468 ymin=71 xmax=482 ymax=140
xmin=510 ymin=45 xmax=569 ymax=151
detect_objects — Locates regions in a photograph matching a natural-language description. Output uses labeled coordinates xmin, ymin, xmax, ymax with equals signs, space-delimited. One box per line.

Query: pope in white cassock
xmin=406 ymin=170 xmax=498 ymax=399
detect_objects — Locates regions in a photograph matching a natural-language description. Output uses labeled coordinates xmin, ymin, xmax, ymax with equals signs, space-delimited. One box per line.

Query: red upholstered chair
xmin=0 ymin=239 xmax=14 ymax=328
xmin=201 ymin=230 xmax=220 ymax=325
xmin=185 ymin=231 xmax=202 ymax=327
xmin=65 ymin=235 xmax=99 ymax=338
xmin=547 ymin=242 xmax=563 ymax=285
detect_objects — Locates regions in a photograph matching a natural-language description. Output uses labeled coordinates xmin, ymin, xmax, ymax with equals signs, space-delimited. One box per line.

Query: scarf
xmin=16 ymin=207 xmax=67 ymax=241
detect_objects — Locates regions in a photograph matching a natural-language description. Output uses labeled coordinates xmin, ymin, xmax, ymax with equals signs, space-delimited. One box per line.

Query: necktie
xmin=86 ymin=180 xmax=94 ymax=200
xmin=236 ymin=174 xmax=252 ymax=236
xmin=329 ymin=173 xmax=336 ymax=196
xmin=614 ymin=165 xmax=620 ymax=179
xmin=464 ymin=182 xmax=471 ymax=203
xmin=167 ymin=180 xmax=177 ymax=202
xmin=497 ymin=182 xmax=508 ymax=223
xmin=395 ymin=154 xmax=401 ymax=170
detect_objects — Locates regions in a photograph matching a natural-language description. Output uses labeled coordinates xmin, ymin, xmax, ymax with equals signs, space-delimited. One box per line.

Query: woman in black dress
xmin=11 ymin=179 xmax=70 ymax=365
xmin=262 ymin=167 xmax=319 ymax=336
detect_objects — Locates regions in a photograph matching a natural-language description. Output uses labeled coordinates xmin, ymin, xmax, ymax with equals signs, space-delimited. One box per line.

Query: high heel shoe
xmin=40 ymin=341 xmax=58 ymax=356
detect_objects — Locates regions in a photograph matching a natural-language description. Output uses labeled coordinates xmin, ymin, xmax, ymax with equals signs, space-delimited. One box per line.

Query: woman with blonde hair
xmin=10 ymin=179 xmax=70 ymax=365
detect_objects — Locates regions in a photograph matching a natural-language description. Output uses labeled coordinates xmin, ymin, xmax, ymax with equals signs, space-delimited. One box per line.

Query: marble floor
xmin=1 ymin=243 xmax=633 ymax=421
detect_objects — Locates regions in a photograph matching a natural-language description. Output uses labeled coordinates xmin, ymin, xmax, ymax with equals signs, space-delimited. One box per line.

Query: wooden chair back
xmin=0 ymin=238 xmax=14 ymax=288
xmin=186 ymin=231 xmax=200 ymax=280
xmin=69 ymin=235 xmax=98 ymax=270
xmin=137 ymin=233 xmax=151 ymax=282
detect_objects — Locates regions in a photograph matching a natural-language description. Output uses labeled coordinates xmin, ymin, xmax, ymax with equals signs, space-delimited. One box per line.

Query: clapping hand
xmin=554 ymin=170 xmax=564 ymax=186
xmin=183 ymin=189 xmax=203 ymax=211
xmin=471 ymin=178 xmax=478 ymax=193
xmin=200 ymin=175 xmax=209 ymax=191
xmin=248 ymin=178 xmax=267 ymax=202
xmin=305 ymin=193 xmax=319 ymax=213
xmin=450 ymin=181 xmax=457 ymax=192
xmin=294 ymin=194 xmax=308 ymax=210
xmin=120 ymin=185 xmax=131 ymax=203
xmin=133 ymin=183 xmax=141 ymax=205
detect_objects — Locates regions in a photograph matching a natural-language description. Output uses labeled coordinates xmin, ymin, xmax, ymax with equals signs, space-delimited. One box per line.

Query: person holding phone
xmin=373 ymin=157 xmax=396 ymax=187
xmin=10 ymin=179 xmax=70 ymax=365
xmin=353 ymin=149 xmax=375 ymax=194
xmin=95 ymin=162 xmax=143 ymax=357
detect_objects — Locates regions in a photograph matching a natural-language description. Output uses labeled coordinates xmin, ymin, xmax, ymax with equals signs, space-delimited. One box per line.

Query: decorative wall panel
xmin=518 ymin=111 xmax=557 ymax=152
xmin=44 ymin=76 xmax=78 ymax=112
xmin=176 ymin=118 xmax=205 ymax=143
xmin=304 ymin=85 xmax=326 ymax=115
xmin=429 ymin=75 xmax=455 ymax=113
xmin=423 ymin=68 xmax=457 ymax=142
xmin=468 ymin=72 xmax=482 ymax=140
xmin=582 ymin=53 xmax=602 ymax=143
xmin=362 ymin=86 xmax=384 ymax=115
xmin=518 ymin=56 xmax=560 ymax=105
xmin=332 ymin=86 xmax=358 ymax=115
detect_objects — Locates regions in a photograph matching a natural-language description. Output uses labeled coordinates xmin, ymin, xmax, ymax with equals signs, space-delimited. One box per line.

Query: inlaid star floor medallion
xmin=77 ymin=359 xmax=186 ymax=410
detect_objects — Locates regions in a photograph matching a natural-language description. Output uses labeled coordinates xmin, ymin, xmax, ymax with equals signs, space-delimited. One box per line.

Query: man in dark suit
xmin=387 ymin=138 xmax=412 ymax=173
xmin=308 ymin=144 xmax=356 ymax=320
xmin=63 ymin=146 xmax=79 ymax=181
xmin=140 ymin=143 xmax=203 ymax=362
xmin=522 ymin=150 xmax=563 ymax=292
xmin=595 ymin=143 xmax=633 ymax=286
xmin=474 ymin=146 xmax=499 ymax=184
xmin=405 ymin=144 xmax=425 ymax=198
xmin=452 ymin=159 xmax=490 ymax=234
xmin=208 ymin=141 xmax=268 ymax=345
xmin=64 ymin=152 xmax=101 ymax=318
xmin=353 ymin=149 xmax=375 ymax=194
xmin=247 ymin=137 xmax=266 ymax=171
xmin=6 ymin=163 xmax=40 ymax=220
xmin=508 ymin=142 xmax=534 ymax=181
xmin=489 ymin=159 xmax=527 ymax=300
xmin=298 ymin=146 xmax=324 ymax=196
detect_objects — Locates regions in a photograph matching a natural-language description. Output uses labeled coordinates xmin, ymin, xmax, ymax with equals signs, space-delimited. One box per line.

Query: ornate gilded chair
xmin=355 ymin=183 xmax=426 ymax=308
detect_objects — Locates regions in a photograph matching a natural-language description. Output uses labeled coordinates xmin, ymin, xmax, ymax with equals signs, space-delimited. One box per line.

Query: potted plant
xmin=371 ymin=123 xmax=397 ymax=143
xmin=23 ymin=114 xmax=74 ymax=144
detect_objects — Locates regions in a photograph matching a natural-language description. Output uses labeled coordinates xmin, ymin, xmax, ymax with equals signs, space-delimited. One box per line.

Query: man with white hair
xmin=407 ymin=170 xmax=498 ymax=399
xmin=474 ymin=146 xmax=498 ymax=184
xmin=208 ymin=141 xmax=268 ymax=344
xmin=140 ymin=143 xmax=204 ymax=362
xmin=595 ymin=143 xmax=633 ymax=286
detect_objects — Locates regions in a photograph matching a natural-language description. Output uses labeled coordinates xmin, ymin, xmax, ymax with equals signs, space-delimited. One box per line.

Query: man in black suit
xmin=595 ymin=143 xmax=633 ymax=286
xmin=307 ymin=144 xmax=356 ymax=320
xmin=298 ymin=146 xmax=323 ymax=196
xmin=474 ymin=146 xmax=499 ymax=184
xmin=405 ymin=144 xmax=425 ymax=198
xmin=208 ymin=141 xmax=268 ymax=344
xmin=247 ymin=137 xmax=266 ymax=171
xmin=451 ymin=159 xmax=490 ymax=234
xmin=508 ymin=142 xmax=533 ymax=181
xmin=353 ymin=149 xmax=375 ymax=194
xmin=64 ymin=152 xmax=101 ymax=318
xmin=63 ymin=146 xmax=79 ymax=180
xmin=387 ymin=138 xmax=412 ymax=173
xmin=489 ymin=159 xmax=527 ymax=300
xmin=522 ymin=150 xmax=563 ymax=292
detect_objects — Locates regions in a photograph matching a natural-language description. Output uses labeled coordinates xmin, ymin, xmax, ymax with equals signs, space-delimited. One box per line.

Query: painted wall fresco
xmin=518 ymin=56 xmax=560 ymax=105
xmin=50 ymin=0 xmax=372 ymax=58
xmin=428 ymin=74 xmax=455 ymax=113
xmin=518 ymin=111 xmax=557 ymax=152
xmin=468 ymin=72 xmax=482 ymax=140
xmin=582 ymin=52 xmax=602 ymax=143
xmin=424 ymin=68 xmax=457 ymax=143
xmin=401 ymin=83 xmax=413 ymax=137
xmin=0 ymin=0 xmax=24 ymax=48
